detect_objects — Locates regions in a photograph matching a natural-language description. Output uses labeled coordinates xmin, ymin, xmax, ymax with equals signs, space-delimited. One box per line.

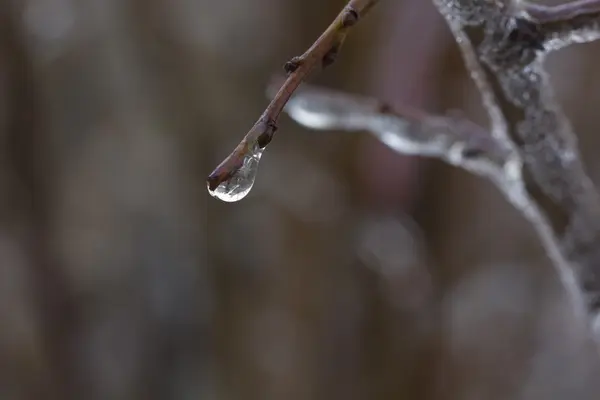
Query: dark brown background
xmin=1 ymin=0 xmax=600 ymax=399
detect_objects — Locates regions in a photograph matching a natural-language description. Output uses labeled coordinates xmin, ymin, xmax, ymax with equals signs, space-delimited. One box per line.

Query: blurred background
xmin=1 ymin=0 xmax=600 ymax=399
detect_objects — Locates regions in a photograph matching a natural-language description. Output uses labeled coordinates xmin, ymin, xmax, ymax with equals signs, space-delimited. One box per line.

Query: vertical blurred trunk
xmin=5 ymin=0 xmax=215 ymax=398
xmin=0 ymin=3 xmax=79 ymax=398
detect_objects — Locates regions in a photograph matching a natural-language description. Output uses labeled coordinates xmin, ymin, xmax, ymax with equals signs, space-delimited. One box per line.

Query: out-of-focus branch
xmin=525 ymin=0 xmax=600 ymax=22
xmin=206 ymin=0 xmax=379 ymax=194
xmin=522 ymin=0 xmax=600 ymax=50
xmin=282 ymin=84 xmax=513 ymax=183
xmin=432 ymin=0 xmax=600 ymax=349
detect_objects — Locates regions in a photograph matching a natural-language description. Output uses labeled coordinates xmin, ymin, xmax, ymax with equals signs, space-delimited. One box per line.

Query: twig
xmin=282 ymin=83 xmax=512 ymax=179
xmin=524 ymin=0 xmax=600 ymax=23
xmin=523 ymin=0 xmax=600 ymax=50
xmin=206 ymin=0 xmax=379 ymax=192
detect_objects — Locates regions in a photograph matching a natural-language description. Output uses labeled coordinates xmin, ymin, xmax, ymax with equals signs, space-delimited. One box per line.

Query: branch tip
xmin=207 ymin=0 xmax=380 ymax=192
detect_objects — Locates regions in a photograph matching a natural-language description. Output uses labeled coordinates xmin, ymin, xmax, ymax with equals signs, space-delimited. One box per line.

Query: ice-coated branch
xmin=283 ymin=84 xmax=514 ymax=183
xmin=433 ymin=0 xmax=600 ymax=348
xmin=206 ymin=0 xmax=379 ymax=201
xmin=523 ymin=0 xmax=600 ymax=50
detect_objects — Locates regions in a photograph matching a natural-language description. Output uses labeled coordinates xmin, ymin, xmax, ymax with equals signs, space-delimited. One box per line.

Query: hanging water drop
xmin=207 ymin=144 xmax=264 ymax=202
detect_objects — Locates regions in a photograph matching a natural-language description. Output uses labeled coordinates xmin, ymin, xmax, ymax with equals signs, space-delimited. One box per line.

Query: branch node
xmin=342 ymin=6 xmax=360 ymax=27
xmin=257 ymin=118 xmax=278 ymax=148
xmin=284 ymin=56 xmax=303 ymax=74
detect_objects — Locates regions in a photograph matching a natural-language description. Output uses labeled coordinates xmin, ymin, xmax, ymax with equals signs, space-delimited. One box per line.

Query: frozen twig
xmin=206 ymin=0 xmax=379 ymax=194
xmin=523 ymin=0 xmax=600 ymax=50
xmin=282 ymin=84 xmax=514 ymax=184
xmin=430 ymin=0 xmax=600 ymax=348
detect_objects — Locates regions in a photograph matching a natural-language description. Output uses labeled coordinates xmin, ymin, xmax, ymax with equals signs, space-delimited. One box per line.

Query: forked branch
xmin=285 ymin=0 xmax=600 ymax=348
xmin=432 ymin=0 xmax=600 ymax=348
xmin=206 ymin=0 xmax=600 ymax=351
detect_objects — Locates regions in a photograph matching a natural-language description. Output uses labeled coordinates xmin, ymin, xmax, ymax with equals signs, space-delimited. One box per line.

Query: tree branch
xmin=206 ymin=0 xmax=379 ymax=198
xmin=523 ymin=0 xmax=600 ymax=50
xmin=431 ymin=0 xmax=600 ymax=347
xmin=282 ymin=83 xmax=513 ymax=183
xmin=206 ymin=0 xmax=600 ymax=349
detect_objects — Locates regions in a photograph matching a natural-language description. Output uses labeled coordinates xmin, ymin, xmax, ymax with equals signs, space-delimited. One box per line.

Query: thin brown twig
xmin=206 ymin=0 xmax=379 ymax=191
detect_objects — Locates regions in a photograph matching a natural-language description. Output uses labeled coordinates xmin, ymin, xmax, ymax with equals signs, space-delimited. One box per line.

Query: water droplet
xmin=207 ymin=145 xmax=264 ymax=202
